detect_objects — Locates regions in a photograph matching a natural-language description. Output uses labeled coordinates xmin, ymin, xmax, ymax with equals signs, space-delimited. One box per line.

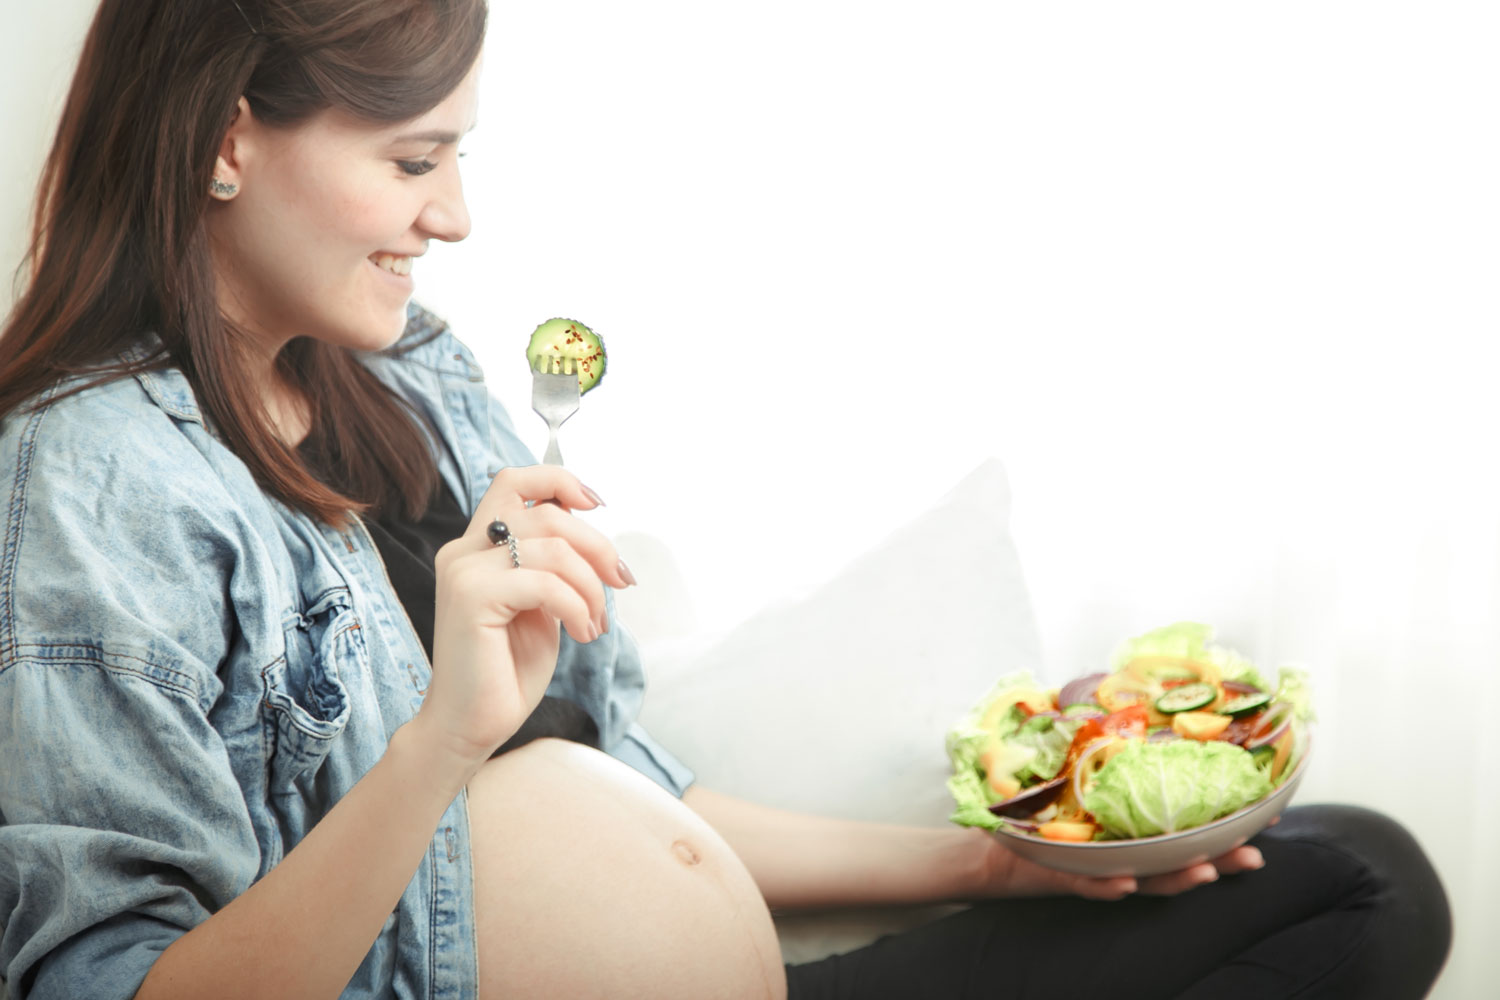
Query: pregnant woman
xmin=0 ymin=1 xmax=1452 ymax=998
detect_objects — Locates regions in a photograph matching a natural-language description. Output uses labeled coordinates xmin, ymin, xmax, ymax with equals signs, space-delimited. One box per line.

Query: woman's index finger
xmin=478 ymin=464 xmax=604 ymax=512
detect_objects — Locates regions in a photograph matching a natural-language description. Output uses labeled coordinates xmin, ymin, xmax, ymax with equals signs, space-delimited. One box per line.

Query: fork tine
xmin=533 ymin=356 xmax=578 ymax=376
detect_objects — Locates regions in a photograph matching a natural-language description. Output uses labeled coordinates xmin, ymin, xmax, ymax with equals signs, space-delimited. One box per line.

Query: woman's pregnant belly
xmin=466 ymin=738 xmax=788 ymax=999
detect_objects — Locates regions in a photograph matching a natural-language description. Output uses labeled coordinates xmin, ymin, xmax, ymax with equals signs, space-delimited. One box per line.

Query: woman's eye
xmin=397 ymin=159 xmax=439 ymax=176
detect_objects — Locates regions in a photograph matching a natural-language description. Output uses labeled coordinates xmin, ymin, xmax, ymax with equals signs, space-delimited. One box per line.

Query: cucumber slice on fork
xmin=526 ymin=318 xmax=605 ymax=394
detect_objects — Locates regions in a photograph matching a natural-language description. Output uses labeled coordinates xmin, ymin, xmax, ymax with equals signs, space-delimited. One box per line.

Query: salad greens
xmin=946 ymin=622 xmax=1313 ymax=842
xmin=1109 ymin=621 xmax=1271 ymax=692
xmin=1081 ymin=740 xmax=1271 ymax=838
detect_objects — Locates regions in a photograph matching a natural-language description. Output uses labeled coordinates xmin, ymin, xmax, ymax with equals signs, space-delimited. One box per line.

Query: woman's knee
xmin=1264 ymin=803 xmax=1453 ymax=994
xmin=1270 ymin=805 xmax=1444 ymax=893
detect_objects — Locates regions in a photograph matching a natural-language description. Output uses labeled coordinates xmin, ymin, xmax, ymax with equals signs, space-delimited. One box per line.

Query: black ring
xmin=487 ymin=519 xmax=522 ymax=568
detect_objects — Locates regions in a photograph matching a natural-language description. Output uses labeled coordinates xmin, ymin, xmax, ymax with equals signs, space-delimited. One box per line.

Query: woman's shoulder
xmin=0 ymin=359 xmax=255 ymax=692
xmin=4 ymin=358 xmax=198 ymax=449
xmin=0 ymin=358 xmax=244 ymax=527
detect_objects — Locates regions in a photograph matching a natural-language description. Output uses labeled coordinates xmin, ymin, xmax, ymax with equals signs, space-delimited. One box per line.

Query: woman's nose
xmin=419 ymin=165 xmax=472 ymax=243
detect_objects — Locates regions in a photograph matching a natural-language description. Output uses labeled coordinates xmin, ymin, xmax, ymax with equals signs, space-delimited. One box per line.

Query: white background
xmin=5 ymin=2 xmax=1497 ymax=995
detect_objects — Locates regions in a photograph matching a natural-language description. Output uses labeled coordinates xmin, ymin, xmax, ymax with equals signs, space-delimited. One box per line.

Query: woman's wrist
xmin=932 ymin=827 xmax=1001 ymax=901
xmin=389 ymin=714 xmax=487 ymax=801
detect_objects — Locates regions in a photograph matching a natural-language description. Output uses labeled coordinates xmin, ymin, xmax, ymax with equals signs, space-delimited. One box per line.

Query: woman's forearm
xmin=135 ymin=721 xmax=475 ymax=1000
xmin=681 ymin=785 xmax=988 ymax=910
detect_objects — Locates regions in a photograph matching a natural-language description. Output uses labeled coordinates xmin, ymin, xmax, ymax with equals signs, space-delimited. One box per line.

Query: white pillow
xmin=630 ymin=457 xmax=1044 ymax=962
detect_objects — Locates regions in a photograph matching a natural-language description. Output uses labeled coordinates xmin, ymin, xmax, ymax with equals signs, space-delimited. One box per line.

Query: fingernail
xmin=585 ymin=621 xmax=600 ymax=643
xmin=617 ymin=559 xmax=638 ymax=587
xmin=581 ymin=484 xmax=606 ymax=507
xmin=596 ymin=610 xmax=610 ymax=635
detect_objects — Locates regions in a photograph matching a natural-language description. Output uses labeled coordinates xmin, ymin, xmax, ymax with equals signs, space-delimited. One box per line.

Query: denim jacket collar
xmin=119 ymin=336 xmax=204 ymax=425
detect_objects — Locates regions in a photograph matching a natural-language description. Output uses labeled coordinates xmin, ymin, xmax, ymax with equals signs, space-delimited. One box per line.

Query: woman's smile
xmin=368 ymin=252 xmax=417 ymax=294
xmin=369 ymin=251 xmax=415 ymax=277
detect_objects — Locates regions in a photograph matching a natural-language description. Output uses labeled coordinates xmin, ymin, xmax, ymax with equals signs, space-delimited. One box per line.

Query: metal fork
xmin=531 ymin=357 xmax=580 ymax=466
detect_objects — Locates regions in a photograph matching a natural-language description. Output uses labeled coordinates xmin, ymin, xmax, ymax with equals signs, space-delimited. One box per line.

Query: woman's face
xmin=207 ymin=61 xmax=481 ymax=359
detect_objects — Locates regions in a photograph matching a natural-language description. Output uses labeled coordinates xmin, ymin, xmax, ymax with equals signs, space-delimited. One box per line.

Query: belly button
xmin=670 ymin=839 xmax=702 ymax=866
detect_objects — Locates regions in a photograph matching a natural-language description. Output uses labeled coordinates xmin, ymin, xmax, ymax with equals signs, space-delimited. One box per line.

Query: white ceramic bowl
xmin=992 ymin=740 xmax=1311 ymax=878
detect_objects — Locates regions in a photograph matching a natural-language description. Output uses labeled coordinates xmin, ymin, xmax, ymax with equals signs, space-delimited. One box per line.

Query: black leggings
xmin=784 ymin=805 xmax=1451 ymax=1000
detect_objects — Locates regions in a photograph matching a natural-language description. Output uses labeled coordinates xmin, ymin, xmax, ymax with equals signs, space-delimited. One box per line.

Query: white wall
xmin=0 ymin=2 xmax=96 ymax=304
xmin=6 ymin=2 xmax=1495 ymax=996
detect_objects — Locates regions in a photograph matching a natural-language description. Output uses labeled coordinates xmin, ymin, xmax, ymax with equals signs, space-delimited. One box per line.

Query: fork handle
xmin=542 ymin=430 xmax=563 ymax=466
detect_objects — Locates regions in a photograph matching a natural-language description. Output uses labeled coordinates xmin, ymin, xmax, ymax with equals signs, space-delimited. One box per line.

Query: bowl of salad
xmin=946 ymin=622 xmax=1313 ymax=878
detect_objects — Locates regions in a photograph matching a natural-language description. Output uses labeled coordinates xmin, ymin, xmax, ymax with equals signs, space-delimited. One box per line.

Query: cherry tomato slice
xmin=1063 ymin=706 xmax=1149 ymax=769
xmin=1102 ymin=705 xmax=1150 ymax=738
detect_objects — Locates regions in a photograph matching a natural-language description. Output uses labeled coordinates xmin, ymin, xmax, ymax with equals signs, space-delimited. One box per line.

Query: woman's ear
xmin=210 ymin=97 xmax=253 ymax=200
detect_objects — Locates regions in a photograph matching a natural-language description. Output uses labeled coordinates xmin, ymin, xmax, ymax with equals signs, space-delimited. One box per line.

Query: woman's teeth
xmin=370 ymin=253 xmax=412 ymax=276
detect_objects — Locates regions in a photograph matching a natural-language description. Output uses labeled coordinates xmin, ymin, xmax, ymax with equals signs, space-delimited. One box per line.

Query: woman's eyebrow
xmin=390 ymin=123 xmax=478 ymax=145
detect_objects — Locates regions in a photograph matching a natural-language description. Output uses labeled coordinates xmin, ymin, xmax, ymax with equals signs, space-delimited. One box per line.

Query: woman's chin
xmin=380 ymin=307 xmax=413 ymax=346
xmin=330 ymin=308 xmax=411 ymax=353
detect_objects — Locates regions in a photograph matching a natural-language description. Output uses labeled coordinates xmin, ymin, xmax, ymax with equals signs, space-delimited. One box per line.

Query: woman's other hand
xmin=411 ymin=465 xmax=631 ymax=776
xmin=972 ymin=830 xmax=1266 ymax=901
xmin=681 ymin=788 xmax=1264 ymax=913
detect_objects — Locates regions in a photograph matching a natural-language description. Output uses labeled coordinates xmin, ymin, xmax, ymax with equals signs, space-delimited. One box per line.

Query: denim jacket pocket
xmin=261 ymin=591 xmax=362 ymax=792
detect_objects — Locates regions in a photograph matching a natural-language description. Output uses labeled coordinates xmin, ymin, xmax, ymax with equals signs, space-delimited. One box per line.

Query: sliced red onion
xmin=987 ymin=774 xmax=1068 ymax=819
xmin=1071 ymin=737 xmax=1114 ymax=806
xmin=1222 ymin=679 xmax=1263 ymax=695
xmin=1057 ymin=672 xmax=1109 ymax=708
xmin=1063 ymin=709 xmax=1106 ymax=721
xmin=998 ymin=818 xmax=1039 ymax=833
xmin=1147 ymin=729 xmax=1181 ymax=742
xmin=1246 ymin=704 xmax=1294 ymax=749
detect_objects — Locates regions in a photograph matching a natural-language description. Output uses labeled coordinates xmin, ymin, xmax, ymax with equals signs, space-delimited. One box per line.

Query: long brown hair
xmin=0 ymin=0 xmax=488 ymax=527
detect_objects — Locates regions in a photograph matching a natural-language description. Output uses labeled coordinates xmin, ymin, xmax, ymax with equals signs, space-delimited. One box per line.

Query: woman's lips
xmin=369 ymin=251 xmax=413 ymax=276
xmin=368 ymin=253 xmax=414 ymax=291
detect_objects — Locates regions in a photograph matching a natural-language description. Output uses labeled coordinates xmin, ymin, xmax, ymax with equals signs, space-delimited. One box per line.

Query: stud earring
xmin=209 ymin=177 xmax=239 ymax=199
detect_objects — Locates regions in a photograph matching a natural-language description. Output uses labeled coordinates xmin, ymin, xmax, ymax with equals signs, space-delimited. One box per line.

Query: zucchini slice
xmin=1219 ymin=691 xmax=1273 ymax=717
xmin=1153 ymin=682 xmax=1217 ymax=714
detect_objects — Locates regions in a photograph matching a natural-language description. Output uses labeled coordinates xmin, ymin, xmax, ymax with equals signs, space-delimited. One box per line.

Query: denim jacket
xmin=0 ymin=304 xmax=693 ymax=1000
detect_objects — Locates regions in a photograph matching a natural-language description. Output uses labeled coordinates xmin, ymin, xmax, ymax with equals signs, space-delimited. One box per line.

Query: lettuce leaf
xmin=1109 ymin=621 xmax=1271 ymax=691
xmin=1206 ymin=645 xmax=1271 ymax=692
xmin=946 ymin=672 xmax=1075 ymax=825
xmin=1271 ymin=666 xmax=1315 ymax=785
xmin=1008 ymin=715 xmax=1079 ymax=783
xmin=944 ymin=671 xmax=1046 ymax=791
xmin=1082 ymin=739 xmax=1272 ymax=838
xmin=1274 ymin=666 xmax=1315 ymax=721
xmin=946 ymin=769 xmax=1004 ymax=831
xmin=1107 ymin=622 xmax=1215 ymax=671
xmin=947 ymin=672 xmax=1047 ymax=738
